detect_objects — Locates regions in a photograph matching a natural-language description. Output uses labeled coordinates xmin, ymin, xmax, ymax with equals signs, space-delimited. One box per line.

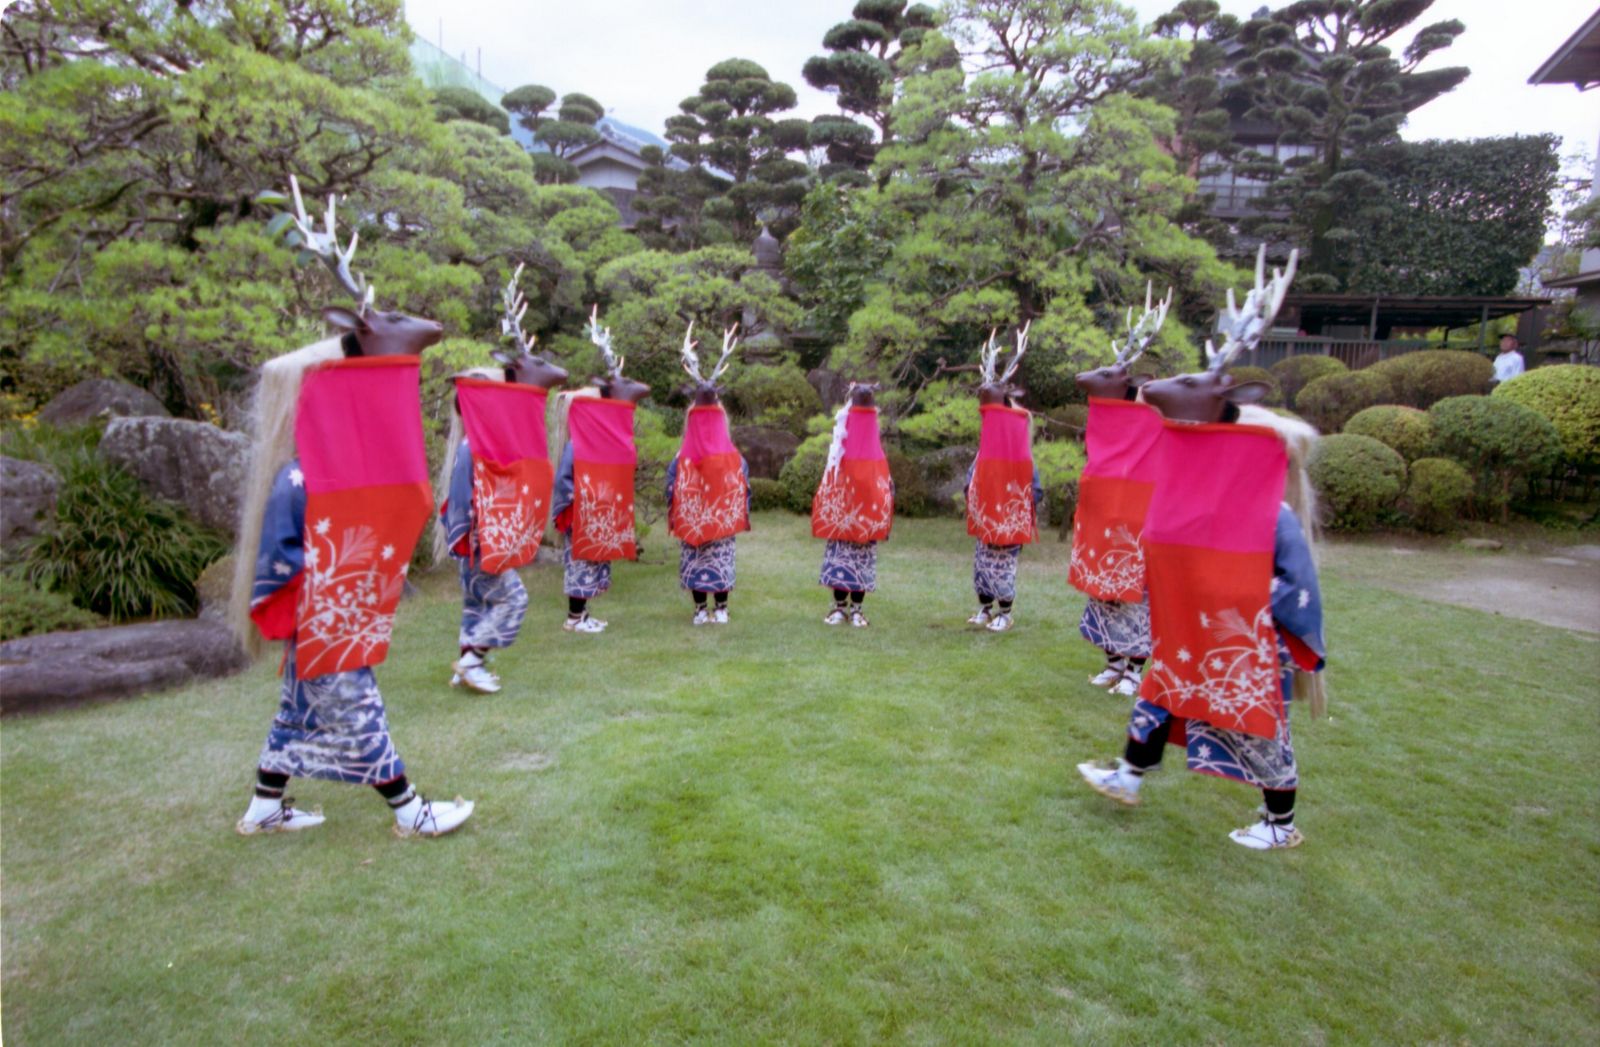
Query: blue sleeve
xmin=552 ymin=442 xmax=575 ymax=526
xmin=1272 ymin=505 xmax=1325 ymax=668
xmin=665 ymin=454 xmax=679 ymax=509
xmin=1031 ymin=465 xmax=1044 ymax=507
xmin=743 ymin=457 xmax=752 ymax=513
xmin=442 ymin=439 xmax=474 ymax=557
xmin=251 ymin=460 xmax=306 ymax=605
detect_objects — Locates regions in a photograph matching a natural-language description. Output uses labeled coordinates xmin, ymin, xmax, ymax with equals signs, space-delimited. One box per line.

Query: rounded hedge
xmin=1270 ymin=354 xmax=1347 ymax=406
xmin=1491 ymin=364 xmax=1600 ymax=472
xmin=1404 ymin=457 xmax=1475 ymax=533
xmin=886 ymin=446 xmax=930 ymax=517
xmin=778 ymin=431 xmax=831 ymax=513
xmin=749 ymin=476 xmax=788 ymax=512
xmin=1368 ymin=350 xmax=1493 ymax=409
xmin=1429 ymin=394 xmax=1562 ymax=519
xmin=1344 ymin=404 xmax=1434 ymax=462
xmin=1295 ymin=369 xmax=1394 ymax=434
xmin=1309 ymin=433 xmax=1407 ymax=531
xmin=723 ymin=362 xmax=823 ymax=437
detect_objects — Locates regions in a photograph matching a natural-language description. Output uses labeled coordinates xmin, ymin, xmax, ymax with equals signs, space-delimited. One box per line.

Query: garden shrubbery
xmin=1344 ymin=404 xmax=1435 ymax=462
xmin=1033 ymin=439 xmax=1087 ymax=526
xmin=1429 ymin=395 xmax=1562 ymax=520
xmin=1295 ymin=369 xmax=1394 ymax=434
xmin=723 ymin=361 xmax=823 ymax=436
xmin=1309 ymin=433 xmax=1407 ymax=531
xmin=1404 ymin=457 xmax=1475 ymax=533
xmin=778 ymin=431 xmax=831 ymax=513
xmin=748 ymin=477 xmax=788 ymax=512
xmin=1270 ymin=355 xmax=1347 ymax=406
xmin=1492 ymin=364 xmax=1600 ymax=473
xmin=1368 ymin=350 xmax=1493 ymax=409
xmin=0 ymin=572 xmax=105 ymax=641
xmin=1228 ymin=365 xmax=1279 ymax=406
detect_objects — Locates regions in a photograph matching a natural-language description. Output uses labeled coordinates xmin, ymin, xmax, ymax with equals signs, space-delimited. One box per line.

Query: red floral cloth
xmin=561 ymin=397 xmax=637 ymax=562
xmin=1068 ymin=398 xmax=1164 ymax=601
xmin=457 ymin=377 xmax=552 ymax=572
xmin=812 ymin=407 xmax=893 ymax=543
xmin=670 ymin=404 xmax=749 ymax=545
xmin=967 ymin=403 xmax=1037 ymax=546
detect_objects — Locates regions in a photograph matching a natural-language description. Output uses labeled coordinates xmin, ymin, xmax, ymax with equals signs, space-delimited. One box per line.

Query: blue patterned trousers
xmin=258 ymin=651 xmax=405 ymax=785
xmin=458 ymin=560 xmax=528 ymax=650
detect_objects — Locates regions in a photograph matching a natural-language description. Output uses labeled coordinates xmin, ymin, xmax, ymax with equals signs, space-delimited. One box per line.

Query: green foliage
xmin=1308 ymin=432 xmax=1406 ymax=531
xmin=778 ymin=431 xmax=832 ymax=513
xmin=722 ymin=361 xmax=823 ymax=436
xmin=1344 ymin=405 xmax=1434 ymax=462
xmin=1270 ymin=354 xmax=1347 ymax=408
xmin=21 ymin=451 xmax=228 ymax=621
xmin=1430 ymin=395 xmax=1563 ymax=520
xmin=785 ymin=183 xmax=901 ymax=343
xmin=1228 ymin=365 xmax=1278 ymax=406
xmin=1344 ymin=136 xmax=1560 ymax=296
xmin=748 ymin=476 xmax=789 ymax=512
xmin=432 ymin=86 xmax=509 ymax=135
xmin=1295 ymin=369 xmax=1393 ymax=434
xmin=1032 ymin=437 xmax=1087 ymax=526
xmin=896 ymin=381 xmax=978 ymax=451
xmin=1492 ymin=365 xmax=1600 ymax=473
xmin=0 ymin=571 xmax=105 ymax=641
xmin=1403 ymin=457 xmax=1474 ymax=533
xmin=1368 ymin=350 xmax=1494 ymax=409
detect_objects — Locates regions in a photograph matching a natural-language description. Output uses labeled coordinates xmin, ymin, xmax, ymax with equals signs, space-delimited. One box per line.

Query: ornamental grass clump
xmin=1308 ymin=433 xmax=1407 ymax=531
xmin=1404 ymin=457 xmax=1475 ymax=533
xmin=21 ymin=451 xmax=228 ymax=621
xmin=1491 ymin=364 xmax=1600 ymax=474
xmin=1344 ymin=404 xmax=1435 ymax=462
xmin=1369 ymin=350 xmax=1494 ymax=409
xmin=1295 ymin=369 xmax=1394 ymax=434
xmin=1429 ymin=395 xmax=1562 ymax=522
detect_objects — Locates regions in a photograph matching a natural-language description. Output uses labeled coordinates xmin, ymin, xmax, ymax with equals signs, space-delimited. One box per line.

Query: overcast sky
xmin=401 ymin=0 xmax=1597 ymax=169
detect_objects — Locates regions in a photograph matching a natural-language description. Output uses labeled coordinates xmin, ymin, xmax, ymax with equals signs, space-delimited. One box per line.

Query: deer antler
xmin=679 ymin=320 xmax=702 ymax=382
xmin=999 ymin=321 xmax=1030 ymax=384
xmin=709 ymin=324 xmax=739 ymax=382
xmin=287 ymin=174 xmax=372 ymax=311
xmin=1206 ymin=245 xmax=1299 ymax=372
xmin=499 ymin=262 xmax=536 ymax=361
xmin=977 ymin=328 xmax=1002 ymax=384
xmin=1114 ymin=282 xmax=1173 ymax=367
xmin=587 ymin=304 xmax=623 ymax=379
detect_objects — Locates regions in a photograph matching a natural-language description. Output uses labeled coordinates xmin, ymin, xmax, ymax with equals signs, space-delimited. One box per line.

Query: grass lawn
xmin=3 ymin=512 xmax=1597 ymax=1044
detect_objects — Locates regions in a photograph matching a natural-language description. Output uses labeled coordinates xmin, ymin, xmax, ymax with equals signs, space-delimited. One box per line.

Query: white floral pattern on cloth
xmin=470 ymin=458 xmax=543 ymax=569
xmin=258 ymin=657 xmax=404 ymax=785
xmin=575 ymin=474 xmax=636 ymax=560
xmin=680 ymin=536 xmax=737 ymax=593
xmin=458 ymin=561 xmax=529 ymax=650
xmin=1142 ymin=604 xmax=1280 ymax=736
xmin=563 ymin=538 xmax=612 ymax=599
xmin=968 ymin=480 xmax=1036 ymax=546
xmin=1078 ymin=595 xmax=1151 ymax=658
xmin=972 ymin=540 xmax=1021 ymax=601
xmin=813 ymin=475 xmax=893 ymax=541
xmin=296 ymin=517 xmax=410 ymax=679
xmin=671 ymin=466 xmax=748 ymax=542
xmin=819 ymin=539 xmax=877 ymax=592
xmin=1068 ymin=522 xmax=1145 ymax=600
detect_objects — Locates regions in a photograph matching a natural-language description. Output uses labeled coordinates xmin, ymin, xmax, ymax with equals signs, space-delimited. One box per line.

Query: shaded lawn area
xmin=3 ymin=512 xmax=1597 ymax=1044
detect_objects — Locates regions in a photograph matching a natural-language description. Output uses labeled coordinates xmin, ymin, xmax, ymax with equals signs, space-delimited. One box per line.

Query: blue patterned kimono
xmin=820 ymin=540 xmax=878 ymax=593
xmin=552 ymin=442 xmax=610 ymax=598
xmin=442 ymin=438 xmax=529 ymax=649
xmin=252 ymin=460 xmax=405 ymax=785
xmin=1079 ymin=596 xmax=1152 ymax=658
xmin=666 ymin=456 xmax=750 ymax=593
xmin=1126 ymin=505 xmax=1326 ymax=789
xmin=967 ymin=461 xmax=1044 ymax=602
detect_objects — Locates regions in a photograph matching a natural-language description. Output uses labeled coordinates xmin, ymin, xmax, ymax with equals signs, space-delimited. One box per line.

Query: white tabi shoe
xmin=849 ymin=609 xmax=870 ymax=628
xmin=823 ymin=608 xmax=848 ymax=625
xmin=451 ymin=654 xmax=501 ymax=694
xmin=236 ymin=797 xmax=326 ymax=835
xmin=1076 ymin=760 xmax=1142 ymax=807
xmin=967 ymin=607 xmax=992 ymax=626
xmin=1111 ymin=669 xmax=1143 ymax=697
xmin=563 ymin=613 xmax=607 ymax=634
xmin=1228 ymin=818 xmax=1304 ymax=850
xmin=1088 ymin=665 xmax=1123 ymax=688
xmin=692 ymin=607 xmax=711 ymax=626
xmin=986 ymin=612 xmax=1013 ymax=632
xmin=393 ymin=795 xmax=475 ymax=838
xmin=712 ymin=607 xmax=729 ymax=625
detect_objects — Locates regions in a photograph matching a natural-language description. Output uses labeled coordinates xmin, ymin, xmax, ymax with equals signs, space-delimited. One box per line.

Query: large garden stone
xmin=99 ymin=416 xmax=249 ymax=535
xmin=1 ymin=455 xmax=60 ymax=547
xmin=732 ymin=426 xmax=800 ymax=480
xmin=0 ymin=618 xmax=247 ymax=715
xmin=38 ymin=378 xmax=168 ymax=427
xmin=806 ymin=368 xmax=851 ymax=408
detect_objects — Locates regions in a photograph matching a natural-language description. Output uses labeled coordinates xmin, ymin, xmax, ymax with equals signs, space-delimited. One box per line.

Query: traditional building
xmin=1530 ymin=8 xmax=1600 ymax=331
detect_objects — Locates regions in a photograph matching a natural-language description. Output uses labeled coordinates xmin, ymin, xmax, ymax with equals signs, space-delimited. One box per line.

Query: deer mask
xmin=497 ymin=263 xmax=568 ymax=390
xmin=586 ymin=306 xmax=651 ymax=404
xmin=977 ymin=323 xmax=1030 ymax=406
xmin=1077 ymin=282 xmax=1173 ymax=402
xmin=1141 ymin=247 xmax=1297 ymax=424
xmin=286 ymin=176 xmax=443 ymax=358
xmin=679 ymin=320 xmax=739 ymax=406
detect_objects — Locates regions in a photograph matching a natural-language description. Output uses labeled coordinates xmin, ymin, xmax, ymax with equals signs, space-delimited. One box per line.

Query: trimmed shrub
xmin=1344 ymin=404 xmax=1435 ymax=462
xmin=1295 ymin=369 xmax=1394 ymax=434
xmin=22 ymin=451 xmax=229 ymax=621
xmin=897 ymin=380 xmax=979 ymax=451
xmin=0 ymin=572 xmax=104 ymax=641
xmin=1228 ymin=365 xmax=1280 ymax=406
xmin=1492 ymin=364 xmax=1600 ymax=472
xmin=1034 ymin=438 xmax=1087 ymax=526
xmin=1369 ymin=350 xmax=1493 ymax=409
xmin=778 ymin=432 xmax=831 ymax=513
xmin=886 ymin=446 xmax=930 ymax=517
xmin=1309 ymin=433 xmax=1407 ymax=531
xmin=723 ymin=362 xmax=823 ymax=436
xmin=1429 ymin=395 xmax=1562 ymax=520
xmin=1404 ymin=457 xmax=1475 ymax=533
xmin=749 ymin=476 xmax=788 ymax=512
xmin=1271 ymin=354 xmax=1347 ymax=406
